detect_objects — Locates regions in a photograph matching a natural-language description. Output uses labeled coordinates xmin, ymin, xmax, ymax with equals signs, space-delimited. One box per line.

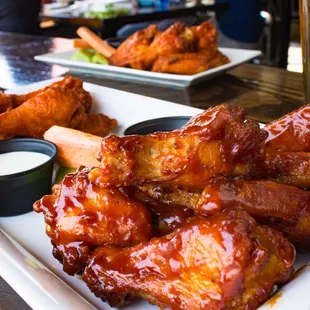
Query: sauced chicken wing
xmin=0 ymin=76 xmax=92 ymax=113
xmin=264 ymin=104 xmax=310 ymax=152
xmin=264 ymin=152 xmax=310 ymax=189
xmin=83 ymin=209 xmax=295 ymax=310
xmin=89 ymin=105 xmax=267 ymax=188
xmin=152 ymin=50 xmax=229 ymax=75
xmin=109 ymin=24 xmax=158 ymax=69
xmin=197 ymin=180 xmax=310 ymax=247
xmin=33 ymin=167 xmax=154 ymax=275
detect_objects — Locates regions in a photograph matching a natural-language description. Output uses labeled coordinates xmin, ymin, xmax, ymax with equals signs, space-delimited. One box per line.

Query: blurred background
xmin=0 ymin=0 xmax=302 ymax=71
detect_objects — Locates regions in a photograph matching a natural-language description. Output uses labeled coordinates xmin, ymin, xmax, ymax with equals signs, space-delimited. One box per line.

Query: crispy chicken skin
xmin=83 ymin=210 xmax=295 ymax=310
xmin=0 ymin=76 xmax=92 ymax=113
xmin=109 ymin=24 xmax=158 ymax=69
xmin=197 ymin=180 xmax=310 ymax=247
xmin=89 ymin=105 xmax=267 ymax=188
xmin=33 ymin=167 xmax=154 ymax=275
xmin=0 ymin=79 xmax=117 ymax=140
xmin=264 ymin=152 xmax=310 ymax=189
xmin=264 ymin=104 xmax=310 ymax=152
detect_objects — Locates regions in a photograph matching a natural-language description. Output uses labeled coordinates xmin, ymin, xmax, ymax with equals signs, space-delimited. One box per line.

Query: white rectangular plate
xmin=34 ymin=48 xmax=261 ymax=88
xmin=0 ymin=78 xmax=309 ymax=310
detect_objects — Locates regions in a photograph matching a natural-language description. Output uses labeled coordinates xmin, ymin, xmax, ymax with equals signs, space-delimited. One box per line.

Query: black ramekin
xmin=124 ymin=116 xmax=192 ymax=135
xmin=0 ymin=138 xmax=57 ymax=217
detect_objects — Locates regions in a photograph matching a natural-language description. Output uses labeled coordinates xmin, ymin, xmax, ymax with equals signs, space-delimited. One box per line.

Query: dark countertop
xmin=0 ymin=30 xmax=305 ymax=310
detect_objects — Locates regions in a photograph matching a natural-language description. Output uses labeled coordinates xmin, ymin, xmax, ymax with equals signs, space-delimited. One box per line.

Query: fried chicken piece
xmin=89 ymin=105 xmax=267 ymax=188
xmin=139 ymin=184 xmax=201 ymax=210
xmin=33 ymin=167 xmax=154 ymax=275
xmin=75 ymin=113 xmax=118 ymax=137
xmin=125 ymin=186 xmax=194 ymax=235
xmin=197 ymin=180 xmax=310 ymax=247
xmin=0 ymin=87 xmax=83 ymax=140
xmin=264 ymin=104 xmax=310 ymax=152
xmin=83 ymin=209 xmax=295 ymax=310
xmin=191 ymin=20 xmax=218 ymax=52
xmin=152 ymin=50 xmax=230 ymax=75
xmin=109 ymin=24 xmax=158 ymax=69
xmin=264 ymin=152 xmax=310 ymax=189
xmin=0 ymin=76 xmax=92 ymax=113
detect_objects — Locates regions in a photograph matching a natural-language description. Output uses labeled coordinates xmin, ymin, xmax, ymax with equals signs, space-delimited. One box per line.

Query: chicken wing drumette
xmin=33 ymin=167 xmax=154 ymax=275
xmin=83 ymin=209 xmax=295 ymax=310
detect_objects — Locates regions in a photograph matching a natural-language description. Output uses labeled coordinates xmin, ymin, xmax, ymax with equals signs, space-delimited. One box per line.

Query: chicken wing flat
xmin=89 ymin=105 xmax=267 ymax=188
xmin=197 ymin=180 xmax=310 ymax=246
xmin=33 ymin=167 xmax=154 ymax=275
xmin=152 ymin=50 xmax=229 ymax=75
xmin=125 ymin=186 xmax=194 ymax=235
xmin=109 ymin=24 xmax=158 ymax=69
xmin=264 ymin=104 xmax=310 ymax=152
xmin=264 ymin=152 xmax=310 ymax=188
xmin=75 ymin=113 xmax=118 ymax=137
xmin=83 ymin=209 xmax=295 ymax=310
xmin=0 ymin=76 xmax=92 ymax=113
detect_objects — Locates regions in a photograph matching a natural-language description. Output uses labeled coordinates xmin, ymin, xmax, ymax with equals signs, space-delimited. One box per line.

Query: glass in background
xmin=300 ymin=0 xmax=310 ymax=104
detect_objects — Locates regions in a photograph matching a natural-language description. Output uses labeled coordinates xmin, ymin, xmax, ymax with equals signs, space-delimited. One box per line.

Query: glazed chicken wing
xmin=264 ymin=104 xmax=310 ymax=152
xmin=33 ymin=167 xmax=154 ymax=275
xmin=89 ymin=105 xmax=267 ymax=188
xmin=83 ymin=209 xmax=295 ymax=310
xmin=109 ymin=24 xmax=158 ymax=69
xmin=152 ymin=50 xmax=229 ymax=75
xmin=0 ymin=76 xmax=92 ymax=113
xmin=264 ymin=152 xmax=310 ymax=189
xmin=197 ymin=180 xmax=310 ymax=247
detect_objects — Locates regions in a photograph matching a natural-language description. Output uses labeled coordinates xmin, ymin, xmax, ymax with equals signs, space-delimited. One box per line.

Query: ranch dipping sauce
xmin=0 ymin=151 xmax=50 ymax=176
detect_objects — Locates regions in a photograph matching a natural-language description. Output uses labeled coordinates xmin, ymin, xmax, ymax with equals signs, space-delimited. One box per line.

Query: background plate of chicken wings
xmin=34 ymin=48 xmax=261 ymax=88
xmin=0 ymin=78 xmax=310 ymax=310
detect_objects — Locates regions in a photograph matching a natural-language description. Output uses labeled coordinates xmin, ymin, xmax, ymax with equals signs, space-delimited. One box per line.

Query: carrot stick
xmin=73 ymin=38 xmax=92 ymax=49
xmin=76 ymin=27 xmax=116 ymax=58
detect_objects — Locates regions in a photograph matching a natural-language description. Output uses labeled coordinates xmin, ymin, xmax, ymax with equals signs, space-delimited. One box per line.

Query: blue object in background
xmin=215 ymin=0 xmax=264 ymax=43
xmin=138 ymin=0 xmax=155 ymax=7
xmin=155 ymin=0 xmax=169 ymax=11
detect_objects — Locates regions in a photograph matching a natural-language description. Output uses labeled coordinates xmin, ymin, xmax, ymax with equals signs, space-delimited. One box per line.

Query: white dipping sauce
xmin=0 ymin=151 xmax=50 ymax=176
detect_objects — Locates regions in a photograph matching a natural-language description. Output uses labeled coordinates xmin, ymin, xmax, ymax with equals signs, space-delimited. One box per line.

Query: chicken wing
xmin=33 ymin=167 xmax=154 ymax=275
xmin=89 ymin=105 xmax=267 ymax=188
xmin=139 ymin=184 xmax=201 ymax=210
xmin=109 ymin=24 xmax=158 ymax=69
xmin=83 ymin=209 xmax=295 ymax=310
xmin=152 ymin=50 xmax=229 ymax=75
xmin=0 ymin=86 xmax=117 ymax=140
xmin=264 ymin=104 xmax=310 ymax=152
xmin=0 ymin=76 xmax=92 ymax=113
xmin=264 ymin=152 xmax=310 ymax=189
xmin=191 ymin=20 xmax=218 ymax=52
xmin=197 ymin=180 xmax=310 ymax=247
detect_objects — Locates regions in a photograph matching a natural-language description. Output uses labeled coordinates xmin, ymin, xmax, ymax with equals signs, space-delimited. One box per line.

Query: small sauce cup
xmin=0 ymin=138 xmax=57 ymax=217
xmin=124 ymin=116 xmax=192 ymax=135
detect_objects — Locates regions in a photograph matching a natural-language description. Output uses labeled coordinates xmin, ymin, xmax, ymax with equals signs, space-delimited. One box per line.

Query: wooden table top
xmin=0 ymin=31 xmax=305 ymax=309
